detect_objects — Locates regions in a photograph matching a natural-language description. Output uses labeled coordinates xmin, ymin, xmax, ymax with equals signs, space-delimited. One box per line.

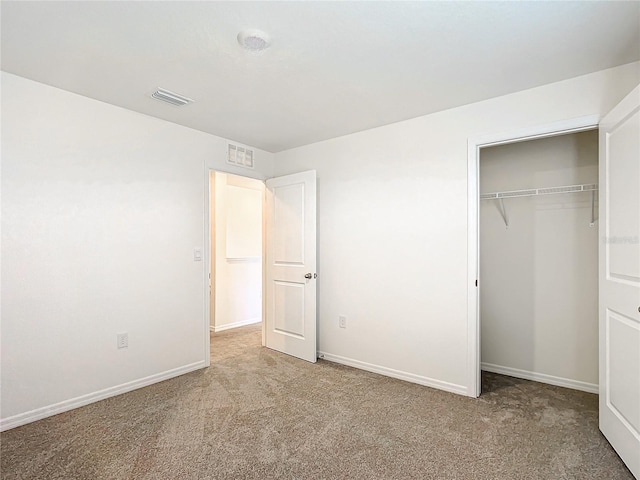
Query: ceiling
xmin=2 ymin=1 xmax=639 ymax=153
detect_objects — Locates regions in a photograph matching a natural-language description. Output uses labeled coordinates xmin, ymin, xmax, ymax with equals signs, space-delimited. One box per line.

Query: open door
xmin=265 ymin=170 xmax=317 ymax=363
xmin=599 ymin=85 xmax=640 ymax=479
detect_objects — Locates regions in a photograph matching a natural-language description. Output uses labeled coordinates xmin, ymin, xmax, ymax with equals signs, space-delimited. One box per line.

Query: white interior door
xmin=265 ymin=170 xmax=317 ymax=363
xmin=599 ymin=85 xmax=640 ymax=479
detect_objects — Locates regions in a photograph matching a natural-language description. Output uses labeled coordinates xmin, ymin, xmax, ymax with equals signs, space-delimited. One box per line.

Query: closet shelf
xmin=480 ymin=183 xmax=598 ymax=200
xmin=481 ymin=183 xmax=598 ymax=228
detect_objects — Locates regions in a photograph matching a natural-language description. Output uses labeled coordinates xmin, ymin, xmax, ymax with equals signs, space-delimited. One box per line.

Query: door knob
xmin=304 ymin=273 xmax=313 ymax=279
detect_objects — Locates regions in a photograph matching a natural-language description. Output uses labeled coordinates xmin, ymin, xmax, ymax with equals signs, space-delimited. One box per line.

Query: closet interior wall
xmin=479 ymin=130 xmax=599 ymax=391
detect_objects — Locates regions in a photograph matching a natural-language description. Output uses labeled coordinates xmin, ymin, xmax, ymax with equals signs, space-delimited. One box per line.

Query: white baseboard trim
xmin=210 ymin=325 xmax=215 ymax=332
xmin=318 ymin=351 xmax=467 ymax=396
xmin=481 ymin=362 xmax=598 ymax=394
xmin=213 ymin=318 xmax=261 ymax=333
xmin=0 ymin=360 xmax=206 ymax=432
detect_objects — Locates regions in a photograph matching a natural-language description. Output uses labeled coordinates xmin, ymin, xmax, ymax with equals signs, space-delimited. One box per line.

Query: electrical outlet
xmin=338 ymin=315 xmax=347 ymax=328
xmin=117 ymin=333 xmax=128 ymax=349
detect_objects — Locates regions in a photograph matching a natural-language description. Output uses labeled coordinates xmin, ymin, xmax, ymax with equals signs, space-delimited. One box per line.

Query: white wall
xmin=480 ymin=131 xmax=599 ymax=391
xmin=2 ymin=63 xmax=638 ymax=430
xmin=211 ymin=172 xmax=263 ymax=332
xmin=0 ymin=72 xmax=274 ymax=429
xmin=274 ymin=62 xmax=639 ymax=395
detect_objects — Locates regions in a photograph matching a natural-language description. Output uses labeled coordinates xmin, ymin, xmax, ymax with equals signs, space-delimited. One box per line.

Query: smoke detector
xmin=151 ymin=88 xmax=193 ymax=107
xmin=237 ymin=29 xmax=271 ymax=52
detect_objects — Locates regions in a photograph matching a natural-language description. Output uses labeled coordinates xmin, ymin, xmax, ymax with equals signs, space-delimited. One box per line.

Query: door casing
xmin=204 ymin=169 xmax=268 ymax=364
xmin=466 ymin=114 xmax=601 ymax=397
xmin=205 ymin=169 xmax=316 ymax=360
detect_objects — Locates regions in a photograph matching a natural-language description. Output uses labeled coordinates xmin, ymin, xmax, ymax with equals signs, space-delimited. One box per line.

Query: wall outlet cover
xmin=117 ymin=333 xmax=128 ymax=349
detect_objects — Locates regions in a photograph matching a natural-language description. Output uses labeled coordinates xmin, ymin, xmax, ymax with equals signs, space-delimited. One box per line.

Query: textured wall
xmin=273 ymin=62 xmax=639 ymax=395
xmin=1 ymin=73 xmax=273 ymax=428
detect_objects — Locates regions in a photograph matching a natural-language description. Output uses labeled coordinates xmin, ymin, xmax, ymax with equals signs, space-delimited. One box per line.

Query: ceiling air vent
xmin=151 ymin=88 xmax=193 ymax=107
xmin=227 ymin=143 xmax=255 ymax=169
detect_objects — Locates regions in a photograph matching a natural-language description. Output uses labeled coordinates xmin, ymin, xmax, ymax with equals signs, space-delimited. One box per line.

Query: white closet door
xmin=599 ymin=84 xmax=640 ymax=478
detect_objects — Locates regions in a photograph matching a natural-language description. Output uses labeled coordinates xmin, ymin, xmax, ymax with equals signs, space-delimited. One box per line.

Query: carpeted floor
xmin=0 ymin=324 xmax=633 ymax=479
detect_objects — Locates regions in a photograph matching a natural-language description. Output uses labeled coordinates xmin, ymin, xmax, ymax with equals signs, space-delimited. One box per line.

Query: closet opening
xmin=478 ymin=129 xmax=599 ymax=396
xmin=209 ymin=171 xmax=265 ymax=357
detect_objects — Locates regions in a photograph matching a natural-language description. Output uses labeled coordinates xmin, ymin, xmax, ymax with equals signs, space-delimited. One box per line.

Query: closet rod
xmin=480 ymin=183 xmax=598 ymax=200
xmin=481 ymin=183 xmax=598 ymax=228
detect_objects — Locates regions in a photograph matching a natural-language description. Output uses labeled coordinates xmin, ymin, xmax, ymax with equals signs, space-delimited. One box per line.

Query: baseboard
xmin=213 ymin=317 xmax=261 ymax=333
xmin=0 ymin=360 xmax=206 ymax=432
xmin=318 ymin=351 xmax=467 ymax=396
xmin=481 ymin=362 xmax=598 ymax=394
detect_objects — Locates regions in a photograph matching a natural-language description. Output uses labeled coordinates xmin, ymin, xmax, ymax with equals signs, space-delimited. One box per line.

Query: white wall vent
xmin=227 ymin=143 xmax=255 ymax=169
xmin=151 ymin=88 xmax=193 ymax=107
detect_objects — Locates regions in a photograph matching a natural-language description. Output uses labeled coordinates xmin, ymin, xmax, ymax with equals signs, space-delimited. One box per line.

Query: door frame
xmin=204 ymin=168 xmax=267 ymax=365
xmin=466 ymin=114 xmax=600 ymax=397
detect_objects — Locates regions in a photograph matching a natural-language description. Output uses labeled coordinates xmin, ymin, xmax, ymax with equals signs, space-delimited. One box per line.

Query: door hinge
xmin=475 ymin=279 xmax=478 ymax=287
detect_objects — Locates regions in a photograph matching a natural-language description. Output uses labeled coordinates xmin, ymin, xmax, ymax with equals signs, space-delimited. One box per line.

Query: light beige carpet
xmin=1 ymin=324 xmax=633 ymax=479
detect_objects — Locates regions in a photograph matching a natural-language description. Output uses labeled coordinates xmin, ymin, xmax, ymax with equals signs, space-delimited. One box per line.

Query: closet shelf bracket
xmin=499 ymin=198 xmax=509 ymax=228
xmin=590 ymin=189 xmax=596 ymax=227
